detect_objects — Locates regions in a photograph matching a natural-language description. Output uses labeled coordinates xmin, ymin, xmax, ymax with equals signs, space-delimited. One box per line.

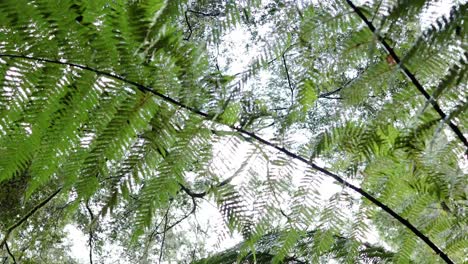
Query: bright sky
xmin=65 ymin=0 xmax=458 ymax=263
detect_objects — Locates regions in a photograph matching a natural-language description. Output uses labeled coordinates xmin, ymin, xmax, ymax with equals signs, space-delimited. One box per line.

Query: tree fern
xmin=0 ymin=0 xmax=466 ymax=263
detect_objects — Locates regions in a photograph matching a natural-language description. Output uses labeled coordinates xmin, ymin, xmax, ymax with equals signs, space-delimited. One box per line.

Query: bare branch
xmin=346 ymin=0 xmax=468 ymax=153
xmin=187 ymin=9 xmax=221 ymax=17
xmin=0 ymin=54 xmax=453 ymax=263
xmin=282 ymin=53 xmax=294 ymax=105
xmin=5 ymin=242 xmax=16 ymax=264
xmin=179 ymin=183 xmax=207 ymax=198
xmin=0 ymin=188 xmax=62 ymax=249
xmin=183 ymin=11 xmax=192 ymax=41
xmin=158 ymin=210 xmax=169 ymax=263
xmin=183 ymin=9 xmax=221 ymax=41
xmin=85 ymin=200 xmax=94 ymax=264
xmin=318 ymin=66 xmax=368 ymax=99
xmin=156 ymin=197 xmax=197 ymax=235
xmin=177 ymin=173 xmax=234 ymax=200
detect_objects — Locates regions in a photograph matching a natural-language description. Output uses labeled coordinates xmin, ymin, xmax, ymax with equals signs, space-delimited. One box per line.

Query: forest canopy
xmin=0 ymin=0 xmax=466 ymax=263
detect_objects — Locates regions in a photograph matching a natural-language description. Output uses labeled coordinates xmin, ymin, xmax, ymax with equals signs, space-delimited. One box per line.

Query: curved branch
xmin=0 ymin=54 xmax=452 ymax=263
xmin=156 ymin=196 xmax=197 ymax=235
xmin=5 ymin=242 xmax=16 ymax=264
xmin=158 ymin=210 xmax=168 ymax=263
xmin=238 ymin=130 xmax=454 ymax=264
xmin=183 ymin=9 xmax=221 ymax=41
xmin=178 ymin=183 xmax=206 ymax=198
xmin=183 ymin=11 xmax=192 ymax=41
xmin=282 ymin=53 xmax=294 ymax=105
xmin=177 ymin=171 xmax=235 ymax=199
xmin=0 ymin=188 xmax=62 ymax=250
xmin=85 ymin=201 xmax=94 ymax=264
xmin=345 ymin=0 xmax=468 ymax=152
xmin=318 ymin=76 xmax=355 ymax=98
xmin=318 ymin=65 xmax=369 ymax=99
xmin=187 ymin=9 xmax=221 ymax=17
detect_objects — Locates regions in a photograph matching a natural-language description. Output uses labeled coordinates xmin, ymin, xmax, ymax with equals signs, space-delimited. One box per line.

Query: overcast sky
xmin=65 ymin=1 xmax=457 ymax=263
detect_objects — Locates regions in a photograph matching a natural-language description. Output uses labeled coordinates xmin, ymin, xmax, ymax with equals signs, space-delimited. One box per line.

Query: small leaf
xmin=299 ymin=79 xmax=317 ymax=111
xmin=219 ymin=102 xmax=241 ymax=125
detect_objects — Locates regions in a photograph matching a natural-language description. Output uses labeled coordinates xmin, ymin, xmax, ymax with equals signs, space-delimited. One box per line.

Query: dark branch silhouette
xmin=0 ymin=53 xmax=452 ymax=263
xmin=346 ymin=0 xmax=467 ymax=154
xmin=187 ymin=10 xmax=221 ymax=17
xmin=282 ymin=53 xmax=294 ymax=105
xmin=183 ymin=11 xmax=192 ymax=41
xmin=158 ymin=210 xmax=169 ymax=263
xmin=0 ymin=187 xmax=62 ymax=250
xmin=155 ymin=196 xmax=196 ymax=235
xmin=183 ymin=9 xmax=221 ymax=41
xmin=318 ymin=65 xmax=369 ymax=99
xmin=5 ymin=242 xmax=16 ymax=264
xmin=85 ymin=200 xmax=94 ymax=264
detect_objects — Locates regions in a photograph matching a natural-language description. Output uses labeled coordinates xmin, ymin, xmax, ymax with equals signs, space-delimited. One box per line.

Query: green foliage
xmin=0 ymin=0 xmax=466 ymax=263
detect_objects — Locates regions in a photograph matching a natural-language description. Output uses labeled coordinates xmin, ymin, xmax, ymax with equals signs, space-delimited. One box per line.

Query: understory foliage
xmin=0 ymin=0 xmax=466 ymax=263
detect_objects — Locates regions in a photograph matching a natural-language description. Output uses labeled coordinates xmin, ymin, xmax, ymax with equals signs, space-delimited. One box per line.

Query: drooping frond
xmin=0 ymin=0 xmax=466 ymax=263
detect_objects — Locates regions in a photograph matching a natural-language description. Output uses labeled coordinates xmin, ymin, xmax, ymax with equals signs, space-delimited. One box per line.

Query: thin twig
xmin=318 ymin=66 xmax=368 ymax=98
xmin=179 ymin=184 xmax=207 ymax=198
xmin=5 ymin=242 xmax=16 ymax=264
xmin=282 ymin=53 xmax=294 ymax=105
xmin=154 ymin=179 xmax=238 ymax=236
xmin=319 ymin=96 xmax=342 ymax=100
xmin=371 ymin=0 xmax=383 ymax=23
xmin=141 ymin=203 xmax=173 ymax=262
xmin=177 ymin=173 xmax=234 ymax=200
xmin=158 ymin=210 xmax=169 ymax=263
xmin=183 ymin=11 xmax=192 ymax=41
xmin=318 ymin=82 xmax=349 ymax=98
xmin=232 ymin=57 xmax=278 ymax=77
xmin=0 ymin=54 xmax=453 ymax=263
xmin=265 ymin=158 xmax=292 ymax=223
xmin=0 ymin=187 xmax=62 ymax=249
xmin=230 ymin=44 xmax=296 ymax=78
xmin=156 ymin=197 xmax=197 ymax=235
xmin=187 ymin=9 xmax=221 ymax=17
xmin=85 ymin=200 xmax=94 ymax=264
xmin=346 ymin=0 xmax=468 ymax=153
xmin=183 ymin=9 xmax=221 ymax=41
